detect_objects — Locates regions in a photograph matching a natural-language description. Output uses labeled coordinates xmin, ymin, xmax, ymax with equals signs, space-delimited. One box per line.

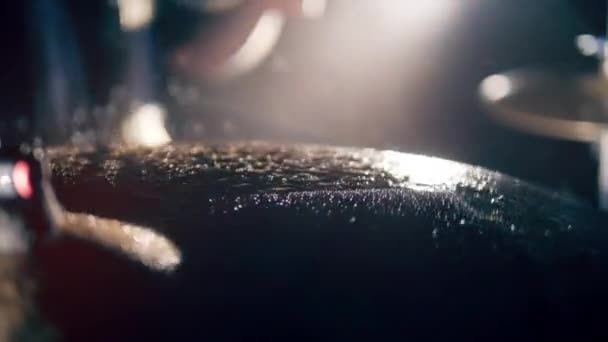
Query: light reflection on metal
xmin=121 ymin=103 xmax=172 ymax=147
xmin=479 ymin=71 xmax=607 ymax=143
xmin=61 ymin=212 xmax=182 ymax=272
xmin=377 ymin=151 xmax=467 ymax=191
xmin=480 ymin=74 xmax=512 ymax=102
xmin=0 ymin=176 xmax=10 ymax=186
xmin=0 ymin=163 xmax=17 ymax=199
xmin=117 ymin=0 xmax=155 ymax=31
xmin=301 ymin=0 xmax=326 ymax=18
xmin=216 ymin=9 xmax=286 ymax=79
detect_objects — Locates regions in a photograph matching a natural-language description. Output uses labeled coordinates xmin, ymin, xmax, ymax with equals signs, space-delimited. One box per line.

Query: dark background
xmin=0 ymin=0 xmax=605 ymax=203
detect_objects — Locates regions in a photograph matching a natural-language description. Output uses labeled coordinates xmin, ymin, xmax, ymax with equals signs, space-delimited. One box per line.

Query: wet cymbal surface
xmin=38 ymin=142 xmax=608 ymax=341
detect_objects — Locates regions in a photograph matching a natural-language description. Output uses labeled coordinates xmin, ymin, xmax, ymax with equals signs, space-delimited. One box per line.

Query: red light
xmin=13 ymin=161 xmax=32 ymax=199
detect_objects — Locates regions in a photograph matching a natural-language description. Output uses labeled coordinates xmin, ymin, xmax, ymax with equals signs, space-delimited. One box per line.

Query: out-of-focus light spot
xmin=381 ymin=0 xmax=454 ymax=32
xmin=576 ymin=34 xmax=600 ymax=57
xmin=121 ymin=103 xmax=172 ymax=147
xmin=0 ymin=175 xmax=10 ymax=186
xmin=480 ymin=74 xmax=512 ymax=102
xmin=377 ymin=151 xmax=467 ymax=191
xmin=217 ymin=10 xmax=285 ymax=79
xmin=0 ymin=163 xmax=16 ymax=198
xmin=12 ymin=161 xmax=32 ymax=200
xmin=117 ymin=0 xmax=155 ymax=31
xmin=301 ymin=0 xmax=326 ymax=18
xmin=62 ymin=212 xmax=182 ymax=272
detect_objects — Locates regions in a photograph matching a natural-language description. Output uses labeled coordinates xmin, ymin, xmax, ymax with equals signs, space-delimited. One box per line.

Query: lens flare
xmin=117 ymin=0 xmax=155 ymax=31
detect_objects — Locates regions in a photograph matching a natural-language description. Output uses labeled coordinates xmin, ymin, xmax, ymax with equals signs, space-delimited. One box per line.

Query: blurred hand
xmin=171 ymin=0 xmax=315 ymax=80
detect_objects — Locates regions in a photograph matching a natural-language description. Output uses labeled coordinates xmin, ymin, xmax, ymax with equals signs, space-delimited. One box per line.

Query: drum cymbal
xmin=35 ymin=143 xmax=608 ymax=340
xmin=480 ymin=69 xmax=608 ymax=143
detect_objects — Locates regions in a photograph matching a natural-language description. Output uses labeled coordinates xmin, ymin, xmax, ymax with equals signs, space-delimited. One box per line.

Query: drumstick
xmin=39 ymin=169 xmax=182 ymax=273
xmin=57 ymin=212 xmax=182 ymax=273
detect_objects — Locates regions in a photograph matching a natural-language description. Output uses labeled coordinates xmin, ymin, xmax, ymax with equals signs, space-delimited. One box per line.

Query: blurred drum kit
xmin=3 ymin=1 xmax=608 ymax=341
xmin=480 ymin=25 xmax=608 ymax=209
